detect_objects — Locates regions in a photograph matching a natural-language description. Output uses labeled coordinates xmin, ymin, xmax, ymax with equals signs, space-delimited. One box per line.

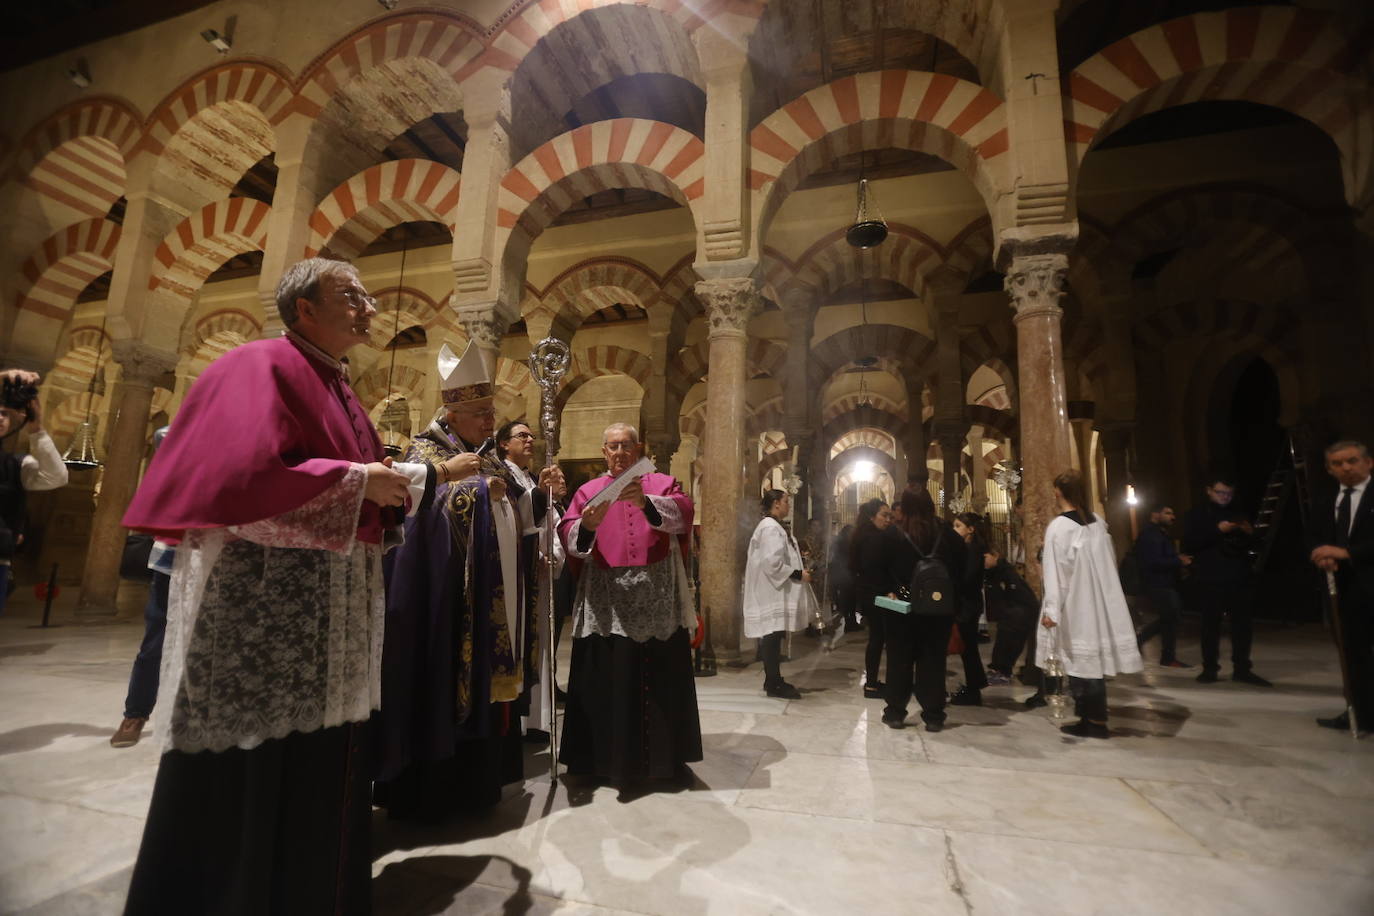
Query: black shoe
xmin=1023 ymin=693 xmax=1048 ymax=709
xmin=863 ymin=681 xmax=886 ymax=699
xmin=1196 ymin=669 xmax=1219 ymax=683
xmin=1232 ymin=671 xmax=1273 ymax=687
xmin=881 ymin=711 xmax=907 ymax=729
xmin=1060 ymin=720 xmax=1110 ymax=739
xmin=1316 ymin=712 xmax=1350 ymax=730
xmin=924 ymin=720 xmax=944 ymax=733
xmin=949 ymin=685 xmax=982 ymax=706
xmin=766 ymin=682 xmax=802 ymax=699
xmin=555 ymin=685 xmax=568 ymax=703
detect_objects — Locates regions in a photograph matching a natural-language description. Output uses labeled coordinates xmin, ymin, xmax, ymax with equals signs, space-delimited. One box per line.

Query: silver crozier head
xmin=529 ymin=336 xmax=571 ymax=460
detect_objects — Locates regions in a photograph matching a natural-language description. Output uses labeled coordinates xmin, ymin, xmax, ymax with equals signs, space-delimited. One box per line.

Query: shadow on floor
xmin=0 ymin=722 xmax=111 ymax=755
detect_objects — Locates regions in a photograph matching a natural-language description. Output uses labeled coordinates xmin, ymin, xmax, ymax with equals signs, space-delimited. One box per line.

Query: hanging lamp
xmin=62 ymin=316 xmax=107 ymax=471
xmin=379 ymin=236 xmax=409 ymax=459
xmin=845 ymin=151 xmax=888 ymax=249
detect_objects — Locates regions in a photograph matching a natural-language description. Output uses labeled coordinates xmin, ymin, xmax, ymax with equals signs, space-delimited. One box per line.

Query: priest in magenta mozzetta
xmin=558 ymin=422 xmax=702 ymax=788
xmin=119 ymin=258 xmax=455 ymax=915
xmin=373 ymin=339 xmax=538 ymax=819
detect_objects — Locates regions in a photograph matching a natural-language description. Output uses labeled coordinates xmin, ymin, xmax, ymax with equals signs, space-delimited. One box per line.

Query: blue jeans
xmin=123 ymin=571 xmax=169 ymax=719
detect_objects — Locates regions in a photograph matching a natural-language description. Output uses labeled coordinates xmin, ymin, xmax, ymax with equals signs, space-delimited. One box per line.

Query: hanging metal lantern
xmin=845 ymin=177 xmax=888 ymax=249
xmin=63 ymin=417 xmax=101 ymax=471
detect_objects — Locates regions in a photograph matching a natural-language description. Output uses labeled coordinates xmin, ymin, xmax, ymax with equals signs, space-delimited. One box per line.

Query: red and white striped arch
xmin=496 ymin=119 xmax=706 ymax=279
xmin=822 ymin=393 xmax=910 ymax=425
xmin=495 ymin=357 xmax=536 ymax=422
xmin=306 ymin=159 xmax=462 ymax=259
xmin=12 ymin=218 xmax=121 ymax=351
xmin=538 ymin=257 xmax=661 ymax=336
xmin=367 ymin=287 xmax=446 ymax=348
xmin=830 ymin=428 xmax=899 ymax=461
xmin=789 ymin=224 xmax=944 ymax=300
xmin=555 ymin=344 xmax=653 ymax=411
xmin=148 ymin=198 xmax=272 ymax=303
xmin=1065 ymin=8 xmax=1374 ymax=204
xmin=823 ymin=407 xmax=912 ymax=457
xmin=354 ymin=363 xmax=428 ymax=413
xmin=482 ymin=0 xmax=765 ymax=75
xmin=810 ymin=323 xmax=937 ymax=385
xmin=48 ymin=324 xmax=112 ymax=391
xmin=140 ymin=62 xmax=292 ymax=156
xmin=749 ymin=71 xmax=1011 ymax=243
xmin=46 ymin=391 xmax=109 ymax=444
xmin=296 ymin=13 xmax=482 ymax=118
xmin=13 ymin=97 xmax=139 ymax=188
xmin=666 ymin=336 xmax=787 ymax=401
xmin=184 ymin=309 xmax=262 ymax=377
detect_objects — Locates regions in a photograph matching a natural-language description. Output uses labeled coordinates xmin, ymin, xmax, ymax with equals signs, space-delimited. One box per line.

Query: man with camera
xmin=0 ymin=369 xmax=69 ymax=615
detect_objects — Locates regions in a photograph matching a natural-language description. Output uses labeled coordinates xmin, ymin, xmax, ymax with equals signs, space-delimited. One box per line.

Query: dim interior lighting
xmin=852 ymin=460 xmax=875 ymax=483
xmin=201 ymin=29 xmax=231 ymax=54
xmin=1126 ymin=485 xmax=1138 ymax=506
xmin=67 ymin=63 xmax=90 ymax=88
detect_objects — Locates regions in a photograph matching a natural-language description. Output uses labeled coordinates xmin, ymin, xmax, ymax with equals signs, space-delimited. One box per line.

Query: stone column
xmin=968 ymin=424 xmax=989 ymax=513
xmin=1004 ymin=252 xmax=1074 ymax=588
xmin=76 ymin=342 xmax=177 ymax=617
xmin=1099 ymin=424 xmax=1134 ymax=558
xmin=695 ymin=276 xmax=761 ymax=661
xmin=258 ymin=114 xmax=320 ymax=338
xmin=905 ymin=377 xmax=928 ymax=486
xmin=640 ymin=305 xmax=680 ymax=472
xmin=781 ymin=287 xmax=816 ymax=526
xmin=455 ymin=305 xmax=507 ymax=380
xmin=936 ymin=429 xmax=967 ymax=516
xmin=449 ymin=70 xmax=514 ymax=309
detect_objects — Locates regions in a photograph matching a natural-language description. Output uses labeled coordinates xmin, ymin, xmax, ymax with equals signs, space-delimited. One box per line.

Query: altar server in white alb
xmin=743 ymin=489 xmax=819 ymax=699
xmin=1037 ymin=469 xmax=1143 ymax=739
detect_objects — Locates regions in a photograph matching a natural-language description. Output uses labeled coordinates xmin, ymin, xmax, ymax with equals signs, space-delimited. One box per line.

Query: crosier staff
xmin=529 ymin=336 xmax=571 ymax=784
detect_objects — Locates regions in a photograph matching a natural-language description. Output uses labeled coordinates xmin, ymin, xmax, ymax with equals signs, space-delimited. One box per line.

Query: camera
xmin=1 ymin=376 xmax=39 ymax=413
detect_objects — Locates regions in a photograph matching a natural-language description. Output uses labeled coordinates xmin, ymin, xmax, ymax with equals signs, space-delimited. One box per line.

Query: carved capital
xmin=696 ymin=278 xmax=761 ymax=338
xmin=1004 ymin=254 xmax=1068 ymax=321
xmin=111 ymin=340 xmax=177 ymax=387
xmin=455 ymin=308 xmax=506 ymax=351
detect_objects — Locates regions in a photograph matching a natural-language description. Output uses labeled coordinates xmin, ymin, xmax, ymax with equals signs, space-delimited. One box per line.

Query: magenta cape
xmin=123 ymin=337 xmax=386 ymax=540
xmin=560 ymin=471 xmax=693 ymax=567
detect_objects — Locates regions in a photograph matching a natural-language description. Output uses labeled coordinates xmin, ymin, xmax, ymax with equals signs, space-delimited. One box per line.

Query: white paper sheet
xmin=584 ymin=456 xmax=657 ymax=509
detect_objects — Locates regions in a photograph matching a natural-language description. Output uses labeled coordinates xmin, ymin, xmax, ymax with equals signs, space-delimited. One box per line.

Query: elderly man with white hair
xmin=557 ymin=422 xmax=702 ymax=790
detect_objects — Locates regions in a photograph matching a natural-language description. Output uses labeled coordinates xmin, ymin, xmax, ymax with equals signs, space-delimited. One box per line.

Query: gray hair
xmin=1325 ymin=440 xmax=1370 ymax=459
xmin=274 ymin=258 xmax=356 ymax=326
xmin=603 ymin=422 xmax=639 ymax=444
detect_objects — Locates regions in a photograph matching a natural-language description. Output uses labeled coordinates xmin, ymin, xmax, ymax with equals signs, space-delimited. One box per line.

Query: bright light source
xmin=1126 ymin=484 xmax=1138 ymax=506
xmin=852 ymin=460 xmax=874 ymax=483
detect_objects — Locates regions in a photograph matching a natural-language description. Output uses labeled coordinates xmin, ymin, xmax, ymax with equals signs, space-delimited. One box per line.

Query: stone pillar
xmin=1099 ymin=424 xmax=1134 ymax=558
xmin=968 ymin=424 xmax=989 ymax=513
xmin=789 ymin=432 xmax=815 ymax=532
xmin=640 ymin=305 xmax=680 ymax=472
xmin=258 ymin=115 xmax=320 ymax=337
xmin=449 ymin=71 xmax=514 ymax=308
xmin=76 ymin=342 xmax=177 ymax=617
xmin=695 ymin=276 xmax=761 ymax=661
xmin=905 ymin=377 xmax=928 ymax=486
xmin=781 ymin=287 xmax=816 ymax=526
xmin=1004 ymin=252 xmax=1074 ymax=588
xmin=936 ymin=429 xmax=967 ymax=517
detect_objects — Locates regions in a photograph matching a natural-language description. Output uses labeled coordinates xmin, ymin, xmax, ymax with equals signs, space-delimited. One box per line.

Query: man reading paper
xmin=558 ymin=422 xmax=702 ymax=789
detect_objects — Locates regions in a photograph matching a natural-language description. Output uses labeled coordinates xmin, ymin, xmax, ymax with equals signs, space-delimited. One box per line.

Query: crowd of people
xmin=67 ymin=256 xmax=1367 ymax=913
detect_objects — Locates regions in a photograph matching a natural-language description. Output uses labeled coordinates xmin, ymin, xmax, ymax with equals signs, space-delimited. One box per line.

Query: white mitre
xmin=437 ymin=340 xmax=492 ymax=405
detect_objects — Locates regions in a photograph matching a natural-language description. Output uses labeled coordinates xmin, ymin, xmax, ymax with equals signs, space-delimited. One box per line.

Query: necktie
xmin=1337 ymin=487 xmax=1354 ymax=546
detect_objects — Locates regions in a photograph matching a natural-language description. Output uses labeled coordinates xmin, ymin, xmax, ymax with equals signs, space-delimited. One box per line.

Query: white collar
xmin=1342 ymin=476 xmax=1370 ymax=496
xmin=504 ymin=458 xmax=535 ymax=488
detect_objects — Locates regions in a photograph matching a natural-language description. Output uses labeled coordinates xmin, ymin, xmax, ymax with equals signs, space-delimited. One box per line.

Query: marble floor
xmin=2 ymin=594 xmax=1372 ymax=915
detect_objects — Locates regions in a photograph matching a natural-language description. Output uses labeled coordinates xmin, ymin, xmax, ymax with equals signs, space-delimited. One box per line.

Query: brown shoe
xmin=111 ymin=717 xmax=147 ymax=748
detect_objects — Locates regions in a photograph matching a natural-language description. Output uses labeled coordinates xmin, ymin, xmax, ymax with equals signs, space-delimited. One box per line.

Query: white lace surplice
xmin=567 ymin=494 xmax=695 ymax=644
xmin=154 ymin=463 xmax=386 ymax=754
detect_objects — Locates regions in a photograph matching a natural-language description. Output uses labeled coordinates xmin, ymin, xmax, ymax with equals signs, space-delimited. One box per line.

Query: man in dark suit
xmin=1310 ymin=440 xmax=1374 ymax=735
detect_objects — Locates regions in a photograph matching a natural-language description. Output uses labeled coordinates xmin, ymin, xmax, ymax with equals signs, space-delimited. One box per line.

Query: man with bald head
xmin=558 ymin=422 xmax=701 ymax=790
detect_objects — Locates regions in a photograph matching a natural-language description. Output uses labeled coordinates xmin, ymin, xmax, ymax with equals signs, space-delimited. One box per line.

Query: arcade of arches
xmin=2 ymin=0 xmax=1373 ymax=661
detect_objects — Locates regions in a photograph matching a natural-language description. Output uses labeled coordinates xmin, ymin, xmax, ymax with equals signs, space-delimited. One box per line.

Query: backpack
xmin=906 ymin=527 xmax=955 ymax=617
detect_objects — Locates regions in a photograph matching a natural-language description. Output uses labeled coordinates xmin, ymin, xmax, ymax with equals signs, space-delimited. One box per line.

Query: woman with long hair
xmin=881 ymin=487 xmax=966 ymax=730
xmin=743 ymin=490 xmax=817 ymax=699
xmin=850 ymin=498 xmax=897 ymax=698
xmin=948 ymin=511 xmax=991 ymax=703
xmin=1038 ymin=470 xmax=1142 ymax=738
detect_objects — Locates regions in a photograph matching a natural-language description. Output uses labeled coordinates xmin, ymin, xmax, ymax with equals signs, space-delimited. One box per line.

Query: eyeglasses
xmin=339 ymin=288 xmax=377 ymax=311
xmin=509 ymin=431 xmax=535 ymax=441
xmin=603 ymin=440 xmax=637 ymax=453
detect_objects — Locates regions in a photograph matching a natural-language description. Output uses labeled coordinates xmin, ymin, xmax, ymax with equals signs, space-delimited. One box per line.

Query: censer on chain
xmin=1041 ymin=650 xmax=1070 ymax=719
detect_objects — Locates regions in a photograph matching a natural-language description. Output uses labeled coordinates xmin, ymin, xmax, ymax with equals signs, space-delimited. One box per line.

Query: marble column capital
xmin=455 ymin=307 xmax=507 ymax=352
xmin=110 ymin=341 xmax=177 ymax=387
xmin=1005 ymin=253 xmax=1069 ymax=322
xmin=696 ymin=278 xmax=762 ymax=339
